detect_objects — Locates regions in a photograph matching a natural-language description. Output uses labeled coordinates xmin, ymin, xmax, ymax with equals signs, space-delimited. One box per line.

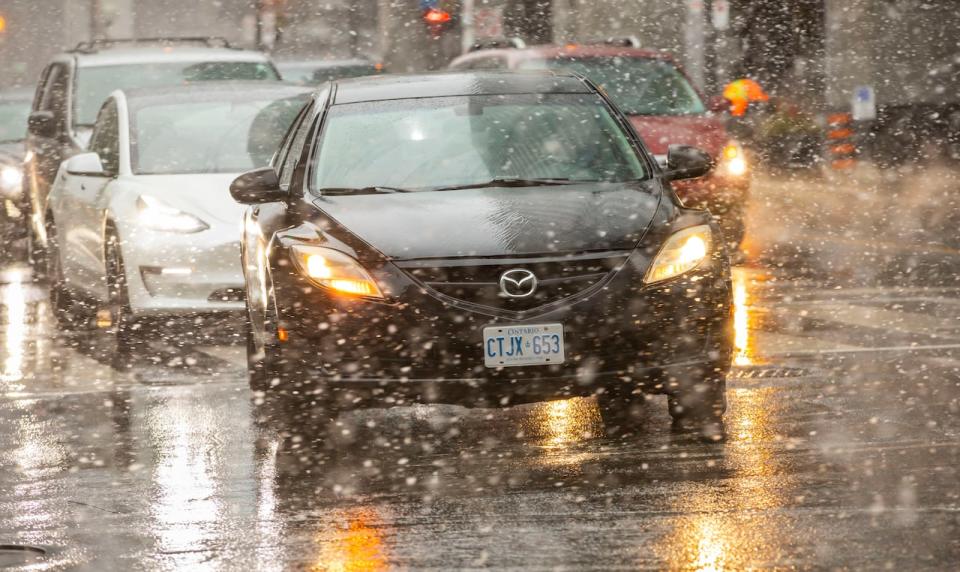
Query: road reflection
xmin=659 ymin=357 xmax=793 ymax=569
xmin=312 ymin=507 xmax=390 ymax=572
xmin=1 ymin=271 xmax=26 ymax=386
xmin=732 ymin=267 xmax=767 ymax=366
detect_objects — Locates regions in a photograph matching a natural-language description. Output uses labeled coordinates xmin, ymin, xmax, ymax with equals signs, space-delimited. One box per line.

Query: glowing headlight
xmin=720 ymin=142 xmax=748 ymax=176
xmin=290 ymin=245 xmax=383 ymax=299
xmin=137 ymin=195 xmax=208 ymax=233
xmin=644 ymin=225 xmax=712 ymax=284
xmin=0 ymin=165 xmax=23 ymax=196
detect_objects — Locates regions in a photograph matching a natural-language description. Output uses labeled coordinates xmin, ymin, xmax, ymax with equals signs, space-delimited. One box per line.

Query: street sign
xmin=851 ymin=85 xmax=876 ymax=121
xmin=712 ymin=0 xmax=730 ymax=31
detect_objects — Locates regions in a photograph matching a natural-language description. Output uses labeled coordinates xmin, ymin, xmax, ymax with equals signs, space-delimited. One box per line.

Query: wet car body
xmin=43 ymin=82 xmax=310 ymax=343
xmin=24 ymin=38 xmax=281 ymax=269
xmin=449 ymin=44 xmax=750 ymax=247
xmin=236 ymin=71 xmax=733 ymax=426
xmin=276 ymin=57 xmax=384 ymax=85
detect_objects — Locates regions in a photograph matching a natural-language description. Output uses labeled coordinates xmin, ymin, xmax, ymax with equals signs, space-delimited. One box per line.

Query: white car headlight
xmin=0 ymin=165 xmax=23 ymax=197
xmin=137 ymin=195 xmax=208 ymax=233
xmin=720 ymin=142 xmax=748 ymax=176
xmin=290 ymin=245 xmax=384 ymax=299
xmin=644 ymin=225 xmax=713 ymax=284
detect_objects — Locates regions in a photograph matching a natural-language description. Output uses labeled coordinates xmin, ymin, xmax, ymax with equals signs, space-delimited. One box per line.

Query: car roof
xmin=119 ymin=81 xmax=311 ymax=106
xmin=65 ymin=46 xmax=273 ymax=68
xmin=455 ymin=44 xmax=674 ymax=66
xmin=277 ymin=58 xmax=375 ymax=69
xmin=331 ymin=70 xmax=592 ymax=104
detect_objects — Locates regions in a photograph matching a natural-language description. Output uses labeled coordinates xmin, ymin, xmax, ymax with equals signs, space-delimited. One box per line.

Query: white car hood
xmin=126 ymin=173 xmax=246 ymax=226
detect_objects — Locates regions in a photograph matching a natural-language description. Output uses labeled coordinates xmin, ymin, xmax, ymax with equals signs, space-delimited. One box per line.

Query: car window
xmin=74 ymin=61 xmax=280 ymax=127
xmin=32 ymin=66 xmax=52 ymax=111
xmin=312 ymin=93 xmax=647 ymax=192
xmin=88 ymin=99 xmax=120 ymax=175
xmin=41 ymin=63 xmax=70 ymax=119
xmin=522 ymin=57 xmax=706 ymax=116
xmin=0 ymin=100 xmax=32 ymax=143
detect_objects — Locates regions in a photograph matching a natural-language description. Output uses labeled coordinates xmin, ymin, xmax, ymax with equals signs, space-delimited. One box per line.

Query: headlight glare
xmin=720 ymin=142 xmax=748 ymax=176
xmin=137 ymin=195 xmax=208 ymax=233
xmin=644 ymin=225 xmax=713 ymax=284
xmin=291 ymin=245 xmax=383 ymax=299
xmin=0 ymin=165 xmax=23 ymax=196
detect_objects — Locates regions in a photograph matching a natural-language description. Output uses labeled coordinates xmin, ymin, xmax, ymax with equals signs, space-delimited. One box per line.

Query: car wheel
xmin=27 ymin=219 xmax=47 ymax=282
xmin=246 ymin=315 xmax=273 ymax=393
xmin=104 ymin=229 xmax=141 ymax=357
xmin=597 ymin=386 xmax=648 ymax=438
xmin=45 ymin=217 xmax=80 ymax=330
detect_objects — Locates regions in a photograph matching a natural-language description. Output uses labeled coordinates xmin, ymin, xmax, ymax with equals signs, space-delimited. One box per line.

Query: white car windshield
xmin=130 ymin=93 xmax=308 ymax=175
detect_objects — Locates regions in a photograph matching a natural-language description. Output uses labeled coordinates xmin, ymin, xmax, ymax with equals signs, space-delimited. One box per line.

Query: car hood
xmin=125 ymin=173 xmax=245 ymax=226
xmin=312 ymin=182 xmax=662 ymax=260
xmin=629 ymin=114 xmax=727 ymax=157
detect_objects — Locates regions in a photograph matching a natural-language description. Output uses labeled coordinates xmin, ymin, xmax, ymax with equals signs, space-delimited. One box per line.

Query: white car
xmin=43 ymin=82 xmax=310 ymax=349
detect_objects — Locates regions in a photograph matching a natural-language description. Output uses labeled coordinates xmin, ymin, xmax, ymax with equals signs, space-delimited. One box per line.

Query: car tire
xmin=597 ymin=387 xmax=648 ymax=438
xmin=27 ymin=219 xmax=48 ymax=283
xmin=246 ymin=316 xmax=273 ymax=393
xmin=104 ymin=229 xmax=141 ymax=358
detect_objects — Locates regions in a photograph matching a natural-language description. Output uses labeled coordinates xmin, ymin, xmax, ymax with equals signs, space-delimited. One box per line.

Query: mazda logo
xmin=499 ymin=268 xmax=538 ymax=298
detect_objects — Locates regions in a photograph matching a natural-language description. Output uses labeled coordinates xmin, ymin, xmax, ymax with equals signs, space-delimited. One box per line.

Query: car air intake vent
xmin=397 ymin=252 xmax=630 ymax=313
xmin=208 ymin=288 xmax=245 ymax=303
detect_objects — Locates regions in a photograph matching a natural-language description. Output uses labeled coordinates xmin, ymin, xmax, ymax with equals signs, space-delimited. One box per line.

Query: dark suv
xmin=23 ymin=37 xmax=280 ymax=268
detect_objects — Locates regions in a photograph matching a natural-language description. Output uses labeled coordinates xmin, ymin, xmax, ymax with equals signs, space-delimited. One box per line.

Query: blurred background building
xmin=0 ymin=0 xmax=957 ymax=114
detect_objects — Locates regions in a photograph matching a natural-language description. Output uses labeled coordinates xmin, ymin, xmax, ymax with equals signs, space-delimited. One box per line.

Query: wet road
xmin=3 ymin=165 xmax=960 ymax=570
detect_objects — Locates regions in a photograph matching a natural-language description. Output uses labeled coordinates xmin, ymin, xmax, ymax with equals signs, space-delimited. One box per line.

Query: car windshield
xmin=75 ymin=61 xmax=279 ymax=126
xmin=130 ymin=93 xmax=308 ymax=175
xmin=0 ymin=100 xmax=30 ymax=143
xmin=311 ymin=93 xmax=646 ymax=192
xmin=524 ymin=57 xmax=705 ymax=116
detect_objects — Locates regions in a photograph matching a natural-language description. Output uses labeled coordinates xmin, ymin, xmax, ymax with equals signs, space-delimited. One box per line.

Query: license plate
xmin=482 ymin=323 xmax=565 ymax=368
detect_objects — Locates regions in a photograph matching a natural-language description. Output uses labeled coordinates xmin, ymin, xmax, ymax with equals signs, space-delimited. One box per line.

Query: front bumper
xmin=271 ymin=240 xmax=733 ymax=399
xmin=120 ymin=224 xmax=245 ymax=316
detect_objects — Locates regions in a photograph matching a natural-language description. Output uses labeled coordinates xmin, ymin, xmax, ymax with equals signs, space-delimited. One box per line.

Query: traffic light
xmin=421 ymin=1 xmax=452 ymax=39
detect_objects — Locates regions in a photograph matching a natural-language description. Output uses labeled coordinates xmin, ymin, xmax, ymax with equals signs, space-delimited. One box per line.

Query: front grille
xmin=396 ymin=251 xmax=630 ymax=313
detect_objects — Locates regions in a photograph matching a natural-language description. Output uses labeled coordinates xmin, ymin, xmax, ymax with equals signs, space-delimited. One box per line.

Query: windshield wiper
xmin=319 ymin=186 xmax=413 ymax=196
xmin=430 ymin=177 xmax=581 ymax=192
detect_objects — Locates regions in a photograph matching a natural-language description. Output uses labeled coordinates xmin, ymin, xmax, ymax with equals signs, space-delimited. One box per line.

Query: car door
xmin=58 ymin=99 xmax=119 ymax=295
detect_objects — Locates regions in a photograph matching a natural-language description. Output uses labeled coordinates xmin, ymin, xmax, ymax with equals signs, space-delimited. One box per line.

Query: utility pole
xmin=461 ymin=0 xmax=475 ymax=54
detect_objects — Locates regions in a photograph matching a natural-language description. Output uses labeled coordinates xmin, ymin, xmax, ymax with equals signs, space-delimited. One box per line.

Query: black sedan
xmin=232 ymin=71 xmax=733 ymax=433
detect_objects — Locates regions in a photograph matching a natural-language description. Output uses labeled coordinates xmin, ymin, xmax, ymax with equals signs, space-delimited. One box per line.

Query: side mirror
xmin=65 ymin=152 xmax=107 ymax=177
xmin=664 ymin=144 xmax=714 ymax=181
xmin=707 ymin=95 xmax=728 ymax=114
xmin=230 ymin=167 xmax=286 ymax=204
xmin=28 ymin=111 xmax=58 ymax=138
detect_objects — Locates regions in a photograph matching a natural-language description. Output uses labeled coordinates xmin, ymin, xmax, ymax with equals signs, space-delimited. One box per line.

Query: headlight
xmin=290 ymin=245 xmax=384 ymax=299
xmin=720 ymin=142 xmax=748 ymax=176
xmin=137 ymin=195 xmax=208 ymax=233
xmin=0 ymin=165 xmax=23 ymax=196
xmin=644 ymin=225 xmax=712 ymax=284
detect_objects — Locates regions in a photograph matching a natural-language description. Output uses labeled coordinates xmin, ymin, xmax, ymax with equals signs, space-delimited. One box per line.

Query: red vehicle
xmin=449 ymin=41 xmax=749 ymax=248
